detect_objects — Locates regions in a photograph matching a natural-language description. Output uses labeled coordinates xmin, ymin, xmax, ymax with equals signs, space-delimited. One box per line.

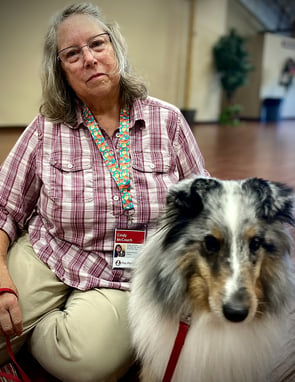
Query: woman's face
xmin=57 ymin=14 xmax=120 ymax=104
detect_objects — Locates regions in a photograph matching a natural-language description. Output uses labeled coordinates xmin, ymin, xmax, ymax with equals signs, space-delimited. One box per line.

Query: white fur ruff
xmin=129 ymin=293 xmax=287 ymax=382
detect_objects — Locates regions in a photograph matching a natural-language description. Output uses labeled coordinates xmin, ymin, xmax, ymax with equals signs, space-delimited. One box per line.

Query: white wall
xmin=261 ymin=33 xmax=295 ymax=118
xmin=235 ymin=32 xmax=295 ymax=119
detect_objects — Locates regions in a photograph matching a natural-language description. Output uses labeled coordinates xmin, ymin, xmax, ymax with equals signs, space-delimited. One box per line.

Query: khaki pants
xmin=0 ymin=234 xmax=133 ymax=382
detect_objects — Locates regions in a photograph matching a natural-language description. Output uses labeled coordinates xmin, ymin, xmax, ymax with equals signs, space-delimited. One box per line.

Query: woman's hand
xmin=0 ymin=230 xmax=23 ymax=337
xmin=0 ymin=289 xmax=22 ymax=337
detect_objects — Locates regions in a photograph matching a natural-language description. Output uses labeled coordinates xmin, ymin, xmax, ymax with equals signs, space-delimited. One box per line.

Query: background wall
xmin=189 ymin=0 xmax=227 ymax=121
xmin=1 ymin=0 xmax=294 ymax=127
xmin=0 ymin=0 xmax=188 ymax=126
xmin=234 ymin=33 xmax=295 ymax=119
xmin=0 ymin=0 xmax=230 ymax=126
xmin=261 ymin=34 xmax=295 ymax=118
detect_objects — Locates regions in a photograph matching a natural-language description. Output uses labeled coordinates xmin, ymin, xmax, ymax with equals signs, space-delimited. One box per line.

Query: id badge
xmin=113 ymin=229 xmax=146 ymax=269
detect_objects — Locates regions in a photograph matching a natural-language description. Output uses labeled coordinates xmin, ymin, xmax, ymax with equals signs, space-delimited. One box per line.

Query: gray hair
xmin=39 ymin=3 xmax=147 ymax=125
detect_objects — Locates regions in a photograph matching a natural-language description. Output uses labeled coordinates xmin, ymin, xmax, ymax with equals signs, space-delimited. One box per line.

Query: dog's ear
xmin=166 ymin=177 xmax=221 ymax=218
xmin=242 ymin=178 xmax=295 ymax=225
xmin=163 ymin=177 xmax=221 ymax=249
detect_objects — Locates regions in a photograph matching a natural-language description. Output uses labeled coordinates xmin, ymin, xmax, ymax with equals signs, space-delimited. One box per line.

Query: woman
xmin=114 ymin=245 xmax=125 ymax=257
xmin=0 ymin=3 xmax=208 ymax=381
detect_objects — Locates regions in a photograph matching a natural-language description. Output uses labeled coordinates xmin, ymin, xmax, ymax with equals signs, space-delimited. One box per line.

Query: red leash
xmin=0 ymin=288 xmax=31 ymax=382
xmin=2 ymin=336 xmax=31 ymax=382
xmin=162 ymin=320 xmax=190 ymax=382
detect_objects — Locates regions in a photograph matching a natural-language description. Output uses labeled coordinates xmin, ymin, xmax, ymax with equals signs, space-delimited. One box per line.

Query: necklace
xmin=82 ymin=103 xmax=133 ymax=210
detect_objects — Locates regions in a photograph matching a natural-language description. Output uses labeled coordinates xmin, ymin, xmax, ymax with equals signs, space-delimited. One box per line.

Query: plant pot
xmin=219 ymin=104 xmax=241 ymax=126
xmin=180 ymin=109 xmax=197 ymax=126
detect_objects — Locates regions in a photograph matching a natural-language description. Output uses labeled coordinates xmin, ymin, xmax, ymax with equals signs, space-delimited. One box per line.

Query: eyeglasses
xmin=57 ymin=33 xmax=111 ymax=64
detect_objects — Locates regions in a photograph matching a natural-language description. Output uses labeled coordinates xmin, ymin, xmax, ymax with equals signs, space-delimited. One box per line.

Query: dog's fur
xmin=129 ymin=177 xmax=295 ymax=382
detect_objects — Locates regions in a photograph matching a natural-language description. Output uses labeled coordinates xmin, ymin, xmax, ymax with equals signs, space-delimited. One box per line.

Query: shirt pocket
xmin=48 ymin=155 xmax=94 ymax=203
xmin=130 ymin=151 xmax=178 ymax=225
xmin=131 ymin=151 xmax=172 ymax=174
xmin=131 ymin=150 xmax=177 ymax=200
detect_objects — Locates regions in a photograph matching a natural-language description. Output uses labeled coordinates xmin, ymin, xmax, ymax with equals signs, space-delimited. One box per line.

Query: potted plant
xmin=213 ymin=29 xmax=254 ymax=125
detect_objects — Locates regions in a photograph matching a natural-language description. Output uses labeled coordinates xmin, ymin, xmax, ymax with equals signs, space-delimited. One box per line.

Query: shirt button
xmin=116 ymin=132 xmax=120 ymax=138
xmin=113 ymin=195 xmax=119 ymax=201
xmin=67 ymin=163 xmax=73 ymax=169
xmin=150 ymin=164 xmax=155 ymax=169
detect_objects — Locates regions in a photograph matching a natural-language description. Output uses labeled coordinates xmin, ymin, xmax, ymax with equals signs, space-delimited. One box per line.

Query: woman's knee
xmin=49 ymin=348 xmax=132 ymax=382
xmin=31 ymin=323 xmax=133 ymax=381
xmin=29 ymin=290 xmax=133 ymax=381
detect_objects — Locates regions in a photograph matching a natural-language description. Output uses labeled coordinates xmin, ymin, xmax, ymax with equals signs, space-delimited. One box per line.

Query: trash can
xmin=180 ymin=109 xmax=197 ymax=126
xmin=261 ymin=98 xmax=283 ymax=122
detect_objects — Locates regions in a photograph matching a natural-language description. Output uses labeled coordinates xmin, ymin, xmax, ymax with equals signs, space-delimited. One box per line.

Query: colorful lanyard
xmin=82 ymin=103 xmax=133 ymax=210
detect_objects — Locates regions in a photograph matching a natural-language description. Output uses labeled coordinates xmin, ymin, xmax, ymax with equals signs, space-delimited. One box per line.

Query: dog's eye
xmin=249 ymin=236 xmax=262 ymax=252
xmin=204 ymin=235 xmax=220 ymax=253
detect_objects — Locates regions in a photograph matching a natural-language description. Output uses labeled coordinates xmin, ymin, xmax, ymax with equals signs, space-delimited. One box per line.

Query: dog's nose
xmin=222 ymin=303 xmax=249 ymax=322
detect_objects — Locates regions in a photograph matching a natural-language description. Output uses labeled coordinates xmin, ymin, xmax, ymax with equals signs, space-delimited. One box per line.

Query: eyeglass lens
xmin=58 ymin=33 xmax=110 ymax=64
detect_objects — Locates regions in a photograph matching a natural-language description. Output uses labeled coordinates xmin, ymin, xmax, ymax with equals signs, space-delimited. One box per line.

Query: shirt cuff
xmin=0 ymin=209 xmax=18 ymax=243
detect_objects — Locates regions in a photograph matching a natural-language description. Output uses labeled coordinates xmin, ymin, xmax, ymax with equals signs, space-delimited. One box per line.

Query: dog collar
xmin=162 ymin=316 xmax=191 ymax=382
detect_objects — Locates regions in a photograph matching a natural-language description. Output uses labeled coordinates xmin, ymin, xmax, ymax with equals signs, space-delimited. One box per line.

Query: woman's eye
xmin=90 ymin=39 xmax=105 ymax=50
xmin=204 ymin=235 xmax=220 ymax=253
xmin=249 ymin=236 xmax=262 ymax=252
xmin=66 ymin=49 xmax=80 ymax=58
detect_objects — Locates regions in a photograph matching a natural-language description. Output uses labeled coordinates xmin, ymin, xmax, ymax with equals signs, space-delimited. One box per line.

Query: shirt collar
xmin=130 ymin=98 xmax=146 ymax=130
xmin=70 ymin=98 xmax=146 ymax=130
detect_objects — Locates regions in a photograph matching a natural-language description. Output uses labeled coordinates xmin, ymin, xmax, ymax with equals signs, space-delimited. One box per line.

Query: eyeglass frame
xmin=57 ymin=32 xmax=111 ymax=64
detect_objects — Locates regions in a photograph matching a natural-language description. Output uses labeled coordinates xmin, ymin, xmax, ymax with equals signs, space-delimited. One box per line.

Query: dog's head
xmin=151 ymin=177 xmax=295 ymax=323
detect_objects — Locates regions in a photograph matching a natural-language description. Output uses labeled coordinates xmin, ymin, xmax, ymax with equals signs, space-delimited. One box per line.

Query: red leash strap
xmin=162 ymin=321 xmax=190 ymax=382
xmin=4 ymin=337 xmax=31 ymax=382
xmin=0 ymin=288 xmax=31 ymax=382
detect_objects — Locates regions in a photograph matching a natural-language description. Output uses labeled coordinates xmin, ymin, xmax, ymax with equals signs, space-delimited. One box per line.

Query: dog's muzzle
xmin=222 ymin=287 xmax=250 ymax=322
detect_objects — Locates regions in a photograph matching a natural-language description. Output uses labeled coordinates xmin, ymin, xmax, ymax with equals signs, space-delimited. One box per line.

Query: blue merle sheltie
xmin=129 ymin=177 xmax=295 ymax=382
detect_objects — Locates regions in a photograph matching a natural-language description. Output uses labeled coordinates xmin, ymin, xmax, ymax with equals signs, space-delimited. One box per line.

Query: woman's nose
xmin=82 ymin=47 xmax=97 ymax=65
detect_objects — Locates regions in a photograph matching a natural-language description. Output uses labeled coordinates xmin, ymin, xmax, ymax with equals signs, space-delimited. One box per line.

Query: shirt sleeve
xmin=173 ymin=111 xmax=209 ymax=179
xmin=0 ymin=117 xmax=41 ymax=242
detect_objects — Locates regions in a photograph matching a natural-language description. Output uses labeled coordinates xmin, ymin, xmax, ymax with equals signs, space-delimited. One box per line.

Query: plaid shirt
xmin=0 ymin=97 xmax=208 ymax=290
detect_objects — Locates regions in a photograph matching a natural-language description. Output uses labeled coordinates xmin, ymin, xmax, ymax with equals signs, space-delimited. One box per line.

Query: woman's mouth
xmin=87 ymin=73 xmax=105 ymax=82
